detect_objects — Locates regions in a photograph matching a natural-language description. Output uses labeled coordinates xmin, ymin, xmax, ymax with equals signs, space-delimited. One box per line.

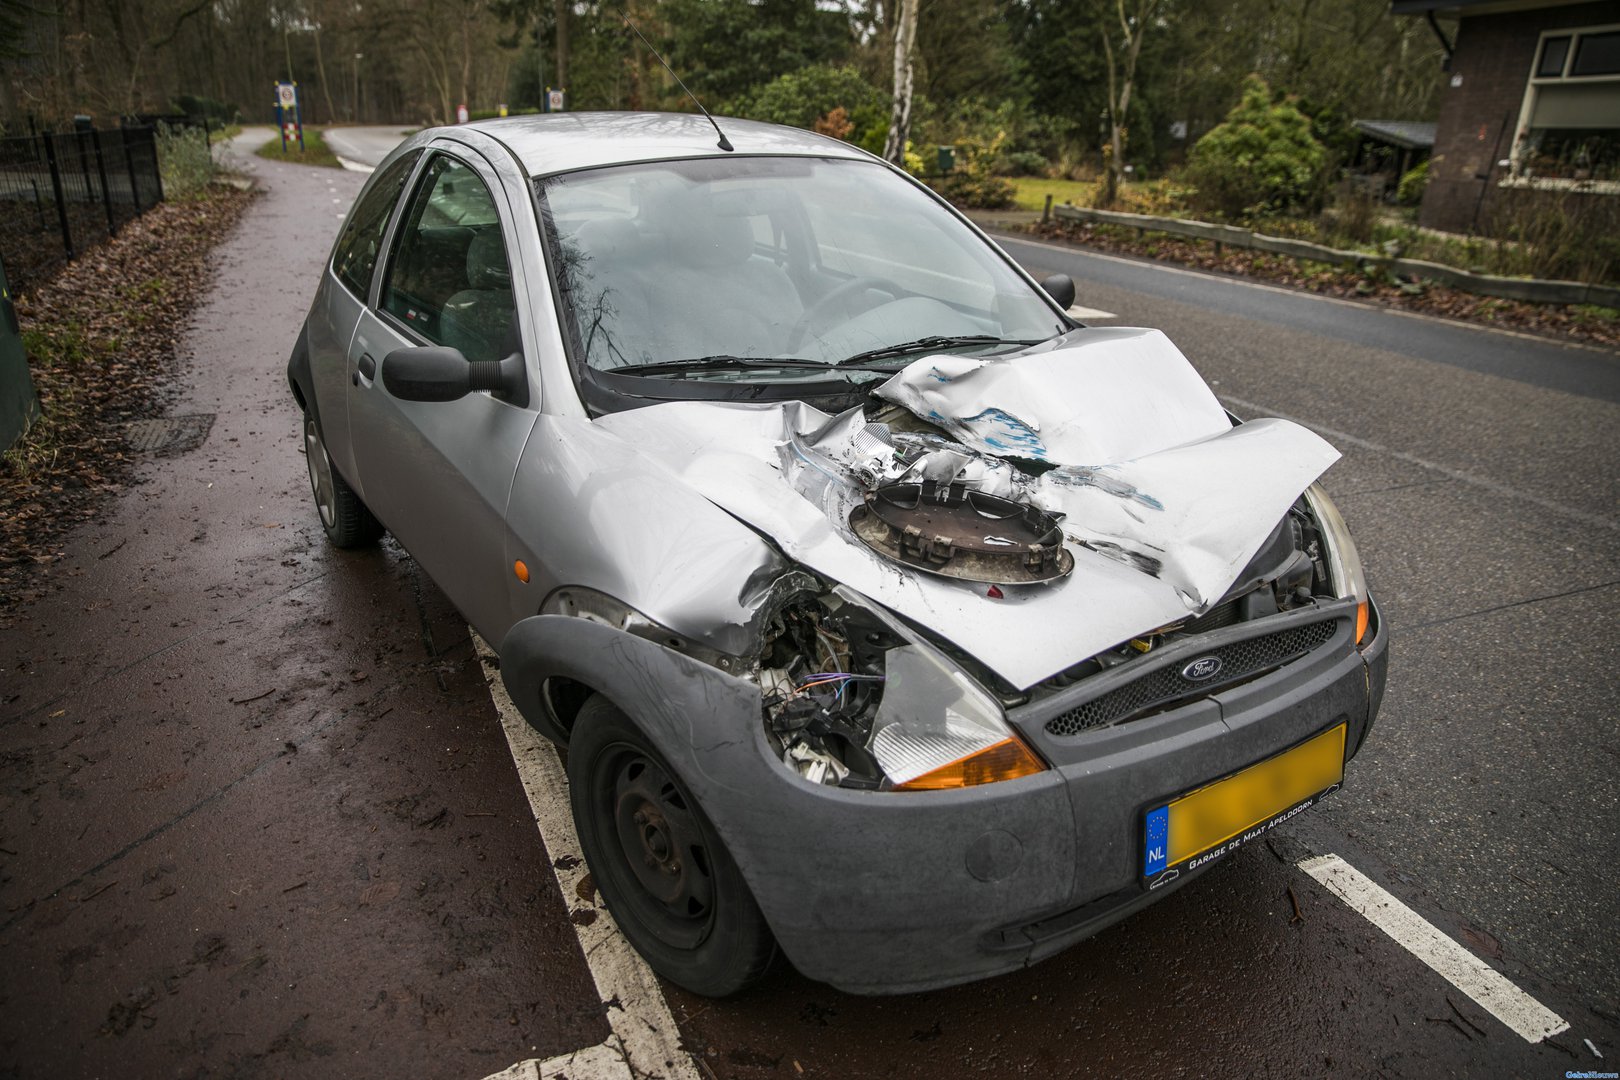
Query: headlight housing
xmin=759 ymin=582 xmax=1046 ymax=791
xmin=1302 ymin=482 xmax=1371 ymax=645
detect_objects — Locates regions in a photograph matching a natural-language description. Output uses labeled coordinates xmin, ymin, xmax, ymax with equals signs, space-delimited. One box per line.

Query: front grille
xmin=1044 ymin=618 xmax=1338 ymax=737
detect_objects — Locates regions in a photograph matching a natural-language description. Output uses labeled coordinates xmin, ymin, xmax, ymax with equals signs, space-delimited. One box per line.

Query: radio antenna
xmin=619 ymin=12 xmax=734 ymax=152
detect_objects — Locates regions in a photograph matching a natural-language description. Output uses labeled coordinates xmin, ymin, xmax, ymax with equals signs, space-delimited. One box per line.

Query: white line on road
xmin=472 ymin=633 xmax=700 ymax=1080
xmin=334 ymin=155 xmax=375 ymax=174
xmin=1067 ymin=304 xmax=1117 ymax=320
xmin=1298 ymin=854 xmax=1569 ymax=1044
xmin=1219 ymin=393 xmax=1620 ymax=532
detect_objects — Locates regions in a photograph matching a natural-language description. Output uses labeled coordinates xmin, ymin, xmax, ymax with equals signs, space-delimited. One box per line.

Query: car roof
xmin=461 ymin=111 xmax=875 ymax=177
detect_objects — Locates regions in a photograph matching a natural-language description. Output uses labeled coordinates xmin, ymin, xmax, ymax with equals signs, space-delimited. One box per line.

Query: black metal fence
xmin=0 ymin=126 xmax=164 ymax=298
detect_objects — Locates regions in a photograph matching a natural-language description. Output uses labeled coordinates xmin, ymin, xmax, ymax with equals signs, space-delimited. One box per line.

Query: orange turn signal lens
xmin=513 ymin=560 xmax=530 ymax=583
xmin=896 ymin=737 xmax=1046 ymax=791
xmin=1355 ymin=600 xmax=1370 ymax=646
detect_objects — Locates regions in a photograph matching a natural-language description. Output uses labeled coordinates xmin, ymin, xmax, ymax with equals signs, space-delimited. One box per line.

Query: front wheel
xmin=568 ymin=695 xmax=776 ymax=997
xmin=303 ymin=411 xmax=383 ymax=548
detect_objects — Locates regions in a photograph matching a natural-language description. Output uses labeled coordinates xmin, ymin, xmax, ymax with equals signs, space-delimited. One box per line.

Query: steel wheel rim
xmin=595 ymin=743 xmax=717 ymax=951
xmin=303 ymin=415 xmax=337 ymax=529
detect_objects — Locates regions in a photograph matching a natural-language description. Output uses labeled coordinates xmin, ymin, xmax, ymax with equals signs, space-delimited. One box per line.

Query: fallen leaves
xmin=0 ymin=186 xmax=257 ymax=612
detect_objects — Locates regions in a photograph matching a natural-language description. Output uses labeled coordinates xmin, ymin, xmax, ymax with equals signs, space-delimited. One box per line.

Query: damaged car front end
xmin=498 ymin=374 xmax=1386 ymax=994
xmin=292 ymin=115 xmax=1386 ymax=998
xmin=494 ymin=145 xmax=1387 ymax=995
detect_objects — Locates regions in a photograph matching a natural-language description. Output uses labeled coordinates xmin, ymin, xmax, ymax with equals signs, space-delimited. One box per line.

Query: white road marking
xmin=334 ymin=155 xmax=375 ymax=174
xmin=472 ymin=633 xmax=700 ymax=1080
xmin=1067 ymin=304 xmax=1117 ymax=320
xmin=1220 ymin=393 xmax=1620 ymax=532
xmin=1002 ymin=234 xmax=1620 ymax=356
xmin=1298 ymin=854 xmax=1569 ymax=1044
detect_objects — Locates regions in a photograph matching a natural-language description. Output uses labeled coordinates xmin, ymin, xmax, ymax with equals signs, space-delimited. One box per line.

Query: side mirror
xmin=1040 ymin=273 xmax=1076 ymax=310
xmin=381 ymin=346 xmax=527 ymax=406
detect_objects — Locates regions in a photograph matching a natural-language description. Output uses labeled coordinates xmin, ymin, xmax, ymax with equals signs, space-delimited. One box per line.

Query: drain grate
xmin=124 ymin=414 xmax=215 ymax=456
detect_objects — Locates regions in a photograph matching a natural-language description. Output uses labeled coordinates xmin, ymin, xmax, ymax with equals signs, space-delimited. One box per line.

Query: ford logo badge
xmin=1182 ymin=656 xmax=1222 ymax=681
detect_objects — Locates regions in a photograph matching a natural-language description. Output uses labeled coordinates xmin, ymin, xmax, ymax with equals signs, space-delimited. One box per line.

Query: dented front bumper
xmin=500 ymin=597 xmax=1387 ymax=995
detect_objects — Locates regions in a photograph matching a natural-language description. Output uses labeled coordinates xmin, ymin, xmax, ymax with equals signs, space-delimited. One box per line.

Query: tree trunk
xmin=460 ymin=19 xmax=472 ymax=112
xmin=314 ymin=25 xmax=338 ymax=126
xmin=554 ymin=0 xmax=569 ymax=93
xmin=1100 ymin=0 xmax=1159 ymax=208
xmin=883 ymin=0 xmax=917 ymax=165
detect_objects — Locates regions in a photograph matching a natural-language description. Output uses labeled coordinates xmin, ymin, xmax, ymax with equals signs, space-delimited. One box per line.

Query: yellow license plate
xmin=1143 ymin=724 xmax=1345 ymax=882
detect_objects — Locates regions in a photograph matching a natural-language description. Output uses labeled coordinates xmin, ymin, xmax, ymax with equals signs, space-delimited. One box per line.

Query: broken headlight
xmin=1302 ymin=482 xmax=1371 ymax=645
xmin=759 ymin=583 xmax=1045 ymax=791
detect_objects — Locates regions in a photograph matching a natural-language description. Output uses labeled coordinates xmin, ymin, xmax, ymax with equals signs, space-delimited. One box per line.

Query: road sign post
xmin=275 ymin=82 xmax=303 ymax=152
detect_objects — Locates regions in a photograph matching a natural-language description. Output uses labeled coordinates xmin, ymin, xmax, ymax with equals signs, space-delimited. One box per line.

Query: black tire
xmin=568 ymin=694 xmax=776 ymax=997
xmin=302 ymin=411 xmax=384 ymax=548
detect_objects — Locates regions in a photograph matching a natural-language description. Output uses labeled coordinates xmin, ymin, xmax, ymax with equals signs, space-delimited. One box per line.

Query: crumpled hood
xmin=595 ymin=327 xmax=1339 ymax=690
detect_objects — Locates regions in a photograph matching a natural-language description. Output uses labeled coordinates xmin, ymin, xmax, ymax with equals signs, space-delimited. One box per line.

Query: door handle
xmin=354 ymin=353 xmax=376 ymax=386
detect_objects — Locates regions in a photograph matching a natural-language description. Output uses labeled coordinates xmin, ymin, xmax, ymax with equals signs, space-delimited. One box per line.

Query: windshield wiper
xmin=836 ymin=335 xmax=1045 ymax=367
xmin=614 ymin=354 xmax=841 ymax=377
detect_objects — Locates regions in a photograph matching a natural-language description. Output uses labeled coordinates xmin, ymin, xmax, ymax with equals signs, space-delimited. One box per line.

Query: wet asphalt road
xmin=0 ymin=127 xmax=1615 ymax=1078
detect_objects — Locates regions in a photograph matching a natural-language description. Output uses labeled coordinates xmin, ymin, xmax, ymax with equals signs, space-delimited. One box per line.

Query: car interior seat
xmin=440 ymin=230 xmax=515 ymax=362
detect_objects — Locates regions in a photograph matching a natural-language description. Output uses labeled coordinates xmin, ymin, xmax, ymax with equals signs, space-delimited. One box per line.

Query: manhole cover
xmin=124 ymin=414 xmax=215 ymax=455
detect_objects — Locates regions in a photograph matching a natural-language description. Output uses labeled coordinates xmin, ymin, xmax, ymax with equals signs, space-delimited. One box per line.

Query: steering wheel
xmin=785 ymin=275 xmax=905 ymax=351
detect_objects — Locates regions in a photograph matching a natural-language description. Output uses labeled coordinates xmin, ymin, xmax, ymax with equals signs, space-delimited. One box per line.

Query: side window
xmin=332 ymin=150 xmax=420 ymax=300
xmin=382 ymin=154 xmax=516 ymax=364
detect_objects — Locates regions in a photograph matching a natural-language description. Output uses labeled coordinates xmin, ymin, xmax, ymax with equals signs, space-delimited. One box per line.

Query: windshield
xmin=536 ymin=156 xmax=1065 ymax=384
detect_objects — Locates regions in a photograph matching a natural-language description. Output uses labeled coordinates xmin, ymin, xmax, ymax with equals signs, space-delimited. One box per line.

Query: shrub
xmin=1335 ymin=188 xmax=1377 ymax=244
xmin=1487 ymin=185 xmax=1620 ymax=284
xmin=999 ymin=150 xmax=1049 ymax=177
xmin=1185 ymin=75 xmax=1327 ymax=220
xmin=929 ymin=171 xmax=1016 ymax=209
xmin=728 ymin=65 xmax=885 ymax=140
xmin=1396 ymin=159 xmax=1429 ymax=206
xmin=155 ymin=124 xmax=213 ymax=198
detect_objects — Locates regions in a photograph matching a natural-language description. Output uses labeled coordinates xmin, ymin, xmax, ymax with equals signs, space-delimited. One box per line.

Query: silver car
xmin=288 ymin=112 xmax=1388 ymax=997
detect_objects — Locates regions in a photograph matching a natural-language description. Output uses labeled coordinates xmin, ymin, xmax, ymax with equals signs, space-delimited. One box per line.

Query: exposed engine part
xmin=849 ymin=480 xmax=1073 ymax=584
xmin=784 ymin=740 xmax=849 ymax=785
xmin=757 ymin=589 xmax=897 ymax=788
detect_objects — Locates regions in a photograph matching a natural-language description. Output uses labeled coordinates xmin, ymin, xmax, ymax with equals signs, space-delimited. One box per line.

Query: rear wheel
xmin=303 ymin=411 xmax=383 ymax=548
xmin=568 ymin=695 xmax=776 ymax=997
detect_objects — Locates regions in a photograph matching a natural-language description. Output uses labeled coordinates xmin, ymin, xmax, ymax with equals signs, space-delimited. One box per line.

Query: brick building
xmin=1393 ymin=0 xmax=1619 ymax=235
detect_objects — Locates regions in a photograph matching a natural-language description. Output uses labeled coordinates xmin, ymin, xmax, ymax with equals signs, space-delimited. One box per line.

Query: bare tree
xmin=882 ymin=0 xmax=917 ymax=164
xmin=1099 ymin=0 xmax=1162 ymax=207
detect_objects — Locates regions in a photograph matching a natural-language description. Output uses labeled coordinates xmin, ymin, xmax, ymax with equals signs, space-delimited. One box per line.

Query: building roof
xmin=1352 ymin=119 xmax=1438 ymax=150
xmin=463 ymin=111 xmax=870 ymax=177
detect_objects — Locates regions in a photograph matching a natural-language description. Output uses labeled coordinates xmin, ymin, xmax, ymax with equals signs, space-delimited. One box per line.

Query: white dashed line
xmin=1067 ymin=304 xmax=1117 ymax=320
xmin=472 ymin=633 xmax=700 ymax=1080
xmin=1298 ymin=854 xmax=1569 ymax=1043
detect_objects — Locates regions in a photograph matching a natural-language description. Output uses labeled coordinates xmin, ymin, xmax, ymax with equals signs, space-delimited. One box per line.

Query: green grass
xmin=209 ymin=123 xmax=243 ymax=144
xmin=1008 ymin=177 xmax=1098 ymax=212
xmin=254 ymin=127 xmax=342 ymax=168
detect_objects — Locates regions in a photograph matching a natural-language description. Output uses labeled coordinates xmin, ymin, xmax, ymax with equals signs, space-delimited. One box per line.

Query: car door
xmin=308 ymin=148 xmax=421 ymax=486
xmin=346 ymin=145 xmax=540 ymax=639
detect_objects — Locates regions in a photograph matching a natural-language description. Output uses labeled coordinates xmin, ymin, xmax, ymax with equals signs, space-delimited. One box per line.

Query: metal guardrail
xmin=1050 ymin=203 xmax=1620 ymax=309
xmin=0 ymin=125 xmax=164 ymax=298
